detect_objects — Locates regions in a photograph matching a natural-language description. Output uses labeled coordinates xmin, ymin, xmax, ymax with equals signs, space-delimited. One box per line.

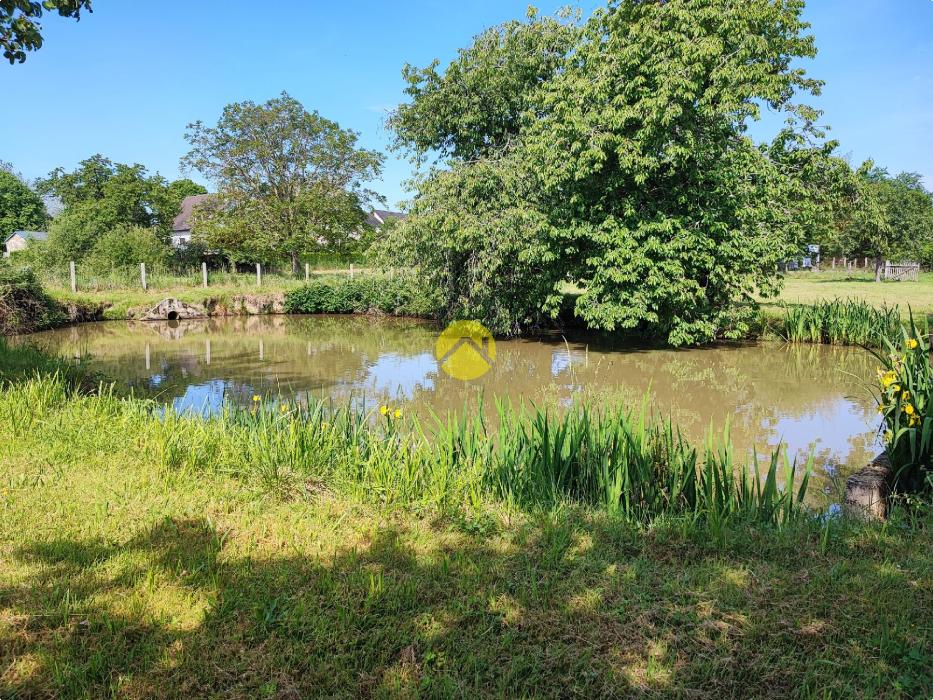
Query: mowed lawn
xmin=0 ymin=380 xmax=930 ymax=698
xmin=772 ymin=271 xmax=933 ymax=315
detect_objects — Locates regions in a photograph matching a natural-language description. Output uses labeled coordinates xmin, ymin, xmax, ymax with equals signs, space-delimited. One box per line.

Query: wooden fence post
xmin=140 ymin=262 xmax=147 ymax=291
xmin=305 ymin=262 xmax=310 ymax=282
xmin=256 ymin=263 xmax=262 ymax=287
xmin=202 ymin=262 xmax=208 ymax=288
xmin=69 ymin=261 xmax=76 ymax=293
xmin=350 ymin=263 xmax=354 ymax=280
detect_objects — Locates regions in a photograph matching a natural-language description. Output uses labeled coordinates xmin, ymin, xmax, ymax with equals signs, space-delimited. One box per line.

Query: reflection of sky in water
xmin=24 ymin=317 xmax=883 ymax=483
xmin=760 ymin=397 xmax=880 ymax=473
xmin=361 ymin=352 xmax=437 ymax=401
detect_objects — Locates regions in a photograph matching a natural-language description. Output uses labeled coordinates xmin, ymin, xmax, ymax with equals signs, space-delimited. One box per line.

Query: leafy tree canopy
xmin=182 ymin=92 xmax=384 ymax=271
xmin=1 ymin=0 xmax=91 ymax=64
xmin=0 ymin=168 xmax=47 ymax=235
xmin=388 ymin=7 xmax=581 ymax=163
xmin=36 ymin=154 xmax=206 ymax=263
xmin=836 ymin=163 xmax=933 ymax=275
xmin=386 ymin=0 xmax=835 ymax=344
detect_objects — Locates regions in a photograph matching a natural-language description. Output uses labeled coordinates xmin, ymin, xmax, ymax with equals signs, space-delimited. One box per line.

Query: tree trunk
xmin=874 ymin=257 xmax=884 ymax=283
xmin=291 ymin=251 xmax=300 ymax=276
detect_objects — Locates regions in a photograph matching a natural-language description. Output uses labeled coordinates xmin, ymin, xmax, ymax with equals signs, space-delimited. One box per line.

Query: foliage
xmin=0 ymin=0 xmax=91 ymax=63
xmin=388 ymin=7 xmax=581 ymax=163
xmin=0 ymin=262 xmax=63 ymax=334
xmin=182 ymin=92 xmax=384 ymax=272
xmin=0 ymin=169 xmax=46 ymax=235
xmin=832 ymin=163 xmax=933 ymax=278
xmin=874 ymin=322 xmax=933 ymax=494
xmin=782 ymin=298 xmax=905 ymax=347
xmin=36 ymin=154 xmax=205 ymax=263
xmin=284 ymin=275 xmax=438 ymax=317
xmin=388 ymin=1 xmax=834 ymax=345
xmin=374 ymin=157 xmax=561 ymax=335
xmin=86 ymin=225 xmax=171 ymax=272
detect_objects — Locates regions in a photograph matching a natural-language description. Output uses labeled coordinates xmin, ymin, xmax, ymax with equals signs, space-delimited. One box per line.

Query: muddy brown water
xmin=22 ymin=315 xmax=882 ymax=495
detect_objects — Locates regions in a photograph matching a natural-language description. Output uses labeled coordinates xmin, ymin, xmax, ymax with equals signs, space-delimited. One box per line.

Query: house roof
xmin=172 ymin=194 xmax=215 ymax=232
xmin=4 ymin=230 xmax=47 ymax=244
xmin=366 ymin=209 xmax=407 ymax=228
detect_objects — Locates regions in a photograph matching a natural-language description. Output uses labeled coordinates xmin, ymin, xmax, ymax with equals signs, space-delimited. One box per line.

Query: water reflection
xmin=23 ymin=315 xmax=882 ymax=483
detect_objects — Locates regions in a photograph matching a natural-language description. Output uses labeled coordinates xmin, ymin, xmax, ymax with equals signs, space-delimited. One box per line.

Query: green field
xmin=0 ymin=345 xmax=930 ymax=698
xmin=773 ymin=271 xmax=933 ymax=315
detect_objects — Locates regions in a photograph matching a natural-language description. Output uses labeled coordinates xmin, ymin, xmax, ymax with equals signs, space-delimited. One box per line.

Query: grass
xmin=772 ymin=271 xmax=933 ymax=316
xmin=0 ymin=345 xmax=931 ymax=697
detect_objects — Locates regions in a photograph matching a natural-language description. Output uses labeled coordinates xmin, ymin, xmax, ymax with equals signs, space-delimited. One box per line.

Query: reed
xmin=0 ymin=366 xmax=812 ymax=528
xmin=782 ymin=299 xmax=907 ymax=347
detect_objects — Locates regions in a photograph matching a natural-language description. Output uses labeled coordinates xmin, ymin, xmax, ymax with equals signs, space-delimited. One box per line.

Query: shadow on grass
xmin=1 ymin=513 xmax=929 ymax=698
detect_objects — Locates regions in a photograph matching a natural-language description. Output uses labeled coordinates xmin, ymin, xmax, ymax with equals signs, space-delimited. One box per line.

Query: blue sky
xmin=1 ymin=0 xmax=931 ymax=208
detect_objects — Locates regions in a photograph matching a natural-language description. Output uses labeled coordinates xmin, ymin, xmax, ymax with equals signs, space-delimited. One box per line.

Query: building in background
xmin=3 ymin=230 xmax=47 ymax=257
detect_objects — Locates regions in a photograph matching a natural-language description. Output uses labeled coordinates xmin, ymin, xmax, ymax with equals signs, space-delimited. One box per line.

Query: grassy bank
xmin=0 ymin=345 xmax=931 ymax=697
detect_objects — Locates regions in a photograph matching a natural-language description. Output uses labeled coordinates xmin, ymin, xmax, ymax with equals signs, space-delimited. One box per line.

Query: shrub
xmin=284 ymin=275 xmax=439 ymax=317
xmin=0 ymin=264 xmax=64 ymax=335
xmin=86 ymin=225 xmax=171 ymax=272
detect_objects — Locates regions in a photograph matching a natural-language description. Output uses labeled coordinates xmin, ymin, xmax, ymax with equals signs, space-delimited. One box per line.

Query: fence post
xmin=256 ymin=263 xmax=262 ymax=287
xmin=350 ymin=263 xmax=354 ymax=280
xmin=140 ymin=262 xmax=147 ymax=291
xmin=202 ymin=262 xmax=208 ymax=288
xmin=69 ymin=260 xmax=76 ymax=293
xmin=305 ymin=262 xmax=310 ymax=282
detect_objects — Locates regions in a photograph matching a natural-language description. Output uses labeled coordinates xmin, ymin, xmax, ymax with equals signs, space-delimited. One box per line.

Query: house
xmin=3 ymin=230 xmax=47 ymax=257
xmin=171 ymin=193 xmax=214 ymax=248
xmin=366 ymin=209 xmax=406 ymax=231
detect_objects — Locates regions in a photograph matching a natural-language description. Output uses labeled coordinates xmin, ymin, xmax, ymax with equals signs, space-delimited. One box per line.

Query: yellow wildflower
xmin=380 ymin=405 xmax=388 ymax=416
xmin=910 ymin=415 xmax=920 ymax=427
xmin=902 ymin=391 xmax=911 ymax=401
xmin=890 ymin=384 xmax=901 ymax=394
xmin=884 ymin=429 xmax=893 ymax=443
xmin=280 ymin=403 xmax=289 ymax=413
xmin=908 ymin=338 xmax=919 ymax=350
xmin=252 ymin=395 xmax=260 ymax=402
xmin=394 ymin=408 xmax=402 ymax=419
xmin=904 ymin=403 xmax=915 ymax=415
xmin=881 ymin=371 xmax=897 ymax=388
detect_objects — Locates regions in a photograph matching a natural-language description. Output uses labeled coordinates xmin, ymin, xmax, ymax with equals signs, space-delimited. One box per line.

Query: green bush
xmin=0 ymin=264 xmax=64 ymax=335
xmin=86 ymin=225 xmax=171 ymax=272
xmin=284 ymin=275 xmax=439 ymax=317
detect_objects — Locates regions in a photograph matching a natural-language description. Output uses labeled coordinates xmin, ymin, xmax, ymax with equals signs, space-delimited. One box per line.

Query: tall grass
xmin=782 ymin=299 xmax=908 ymax=346
xmin=0 ymin=371 xmax=813 ymax=528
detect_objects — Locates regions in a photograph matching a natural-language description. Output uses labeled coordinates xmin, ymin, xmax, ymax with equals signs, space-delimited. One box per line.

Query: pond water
xmin=24 ymin=315 xmax=882 ymax=488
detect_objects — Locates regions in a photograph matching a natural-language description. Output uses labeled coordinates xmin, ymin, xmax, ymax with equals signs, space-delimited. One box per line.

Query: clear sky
xmin=1 ymin=0 xmax=931 ymax=208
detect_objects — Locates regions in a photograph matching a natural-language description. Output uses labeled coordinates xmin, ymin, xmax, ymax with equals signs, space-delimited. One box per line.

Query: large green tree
xmin=386 ymin=0 xmax=833 ymax=344
xmin=0 ymin=168 xmax=46 ymax=235
xmin=836 ymin=164 xmax=933 ymax=279
xmin=181 ymin=92 xmax=384 ymax=273
xmin=1 ymin=0 xmax=92 ymax=63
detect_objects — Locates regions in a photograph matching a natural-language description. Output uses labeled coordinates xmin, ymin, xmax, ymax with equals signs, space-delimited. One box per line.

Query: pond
xmin=24 ymin=315 xmax=882 ymax=489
